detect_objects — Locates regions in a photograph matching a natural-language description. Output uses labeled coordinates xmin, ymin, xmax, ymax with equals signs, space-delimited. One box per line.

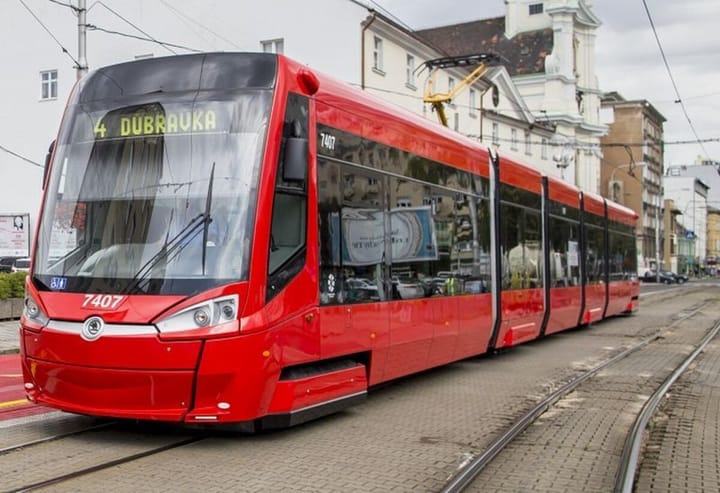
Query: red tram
xmin=20 ymin=53 xmax=638 ymax=430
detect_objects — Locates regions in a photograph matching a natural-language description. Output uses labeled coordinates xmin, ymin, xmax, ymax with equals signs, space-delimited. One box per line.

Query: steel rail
xmin=0 ymin=421 xmax=116 ymax=455
xmin=613 ymin=319 xmax=720 ymax=493
xmin=9 ymin=436 xmax=205 ymax=493
xmin=439 ymin=303 xmax=708 ymax=493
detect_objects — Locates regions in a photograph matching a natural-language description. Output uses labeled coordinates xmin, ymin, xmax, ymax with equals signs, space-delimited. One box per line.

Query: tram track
xmin=1 ymin=421 xmax=207 ymax=493
xmin=6 ymin=436 xmax=205 ymax=493
xmin=0 ymin=421 xmax=116 ymax=455
xmin=1 ymin=287 xmax=716 ymax=492
xmin=439 ymin=299 xmax=720 ymax=493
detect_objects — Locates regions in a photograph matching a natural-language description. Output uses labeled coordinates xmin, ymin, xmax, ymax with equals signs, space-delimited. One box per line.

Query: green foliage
xmin=0 ymin=272 xmax=27 ymax=300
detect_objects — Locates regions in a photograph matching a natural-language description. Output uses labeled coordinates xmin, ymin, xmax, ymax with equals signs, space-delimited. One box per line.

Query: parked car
xmin=14 ymin=257 xmax=31 ymax=272
xmin=391 ymin=276 xmax=425 ymax=300
xmin=642 ymin=270 xmax=676 ymax=284
xmin=0 ymin=256 xmax=24 ymax=273
xmin=662 ymin=270 xmax=688 ymax=283
xmin=344 ymin=278 xmax=380 ymax=302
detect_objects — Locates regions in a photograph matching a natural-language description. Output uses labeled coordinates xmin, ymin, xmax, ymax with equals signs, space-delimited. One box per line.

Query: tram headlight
xmin=156 ymin=295 xmax=238 ymax=334
xmin=24 ymin=295 xmax=49 ymax=326
xmin=193 ymin=308 xmax=210 ymax=327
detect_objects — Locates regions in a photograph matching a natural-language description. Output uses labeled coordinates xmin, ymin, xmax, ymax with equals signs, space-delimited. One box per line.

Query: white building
xmin=417 ymin=0 xmax=607 ymax=191
xmin=1 ymin=0 xmax=605 ymax=242
xmin=664 ymin=174 xmax=708 ymax=267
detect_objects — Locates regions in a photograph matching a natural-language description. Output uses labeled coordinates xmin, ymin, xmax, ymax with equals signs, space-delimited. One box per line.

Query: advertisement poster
xmin=0 ymin=214 xmax=30 ymax=257
xmin=331 ymin=206 xmax=438 ymax=266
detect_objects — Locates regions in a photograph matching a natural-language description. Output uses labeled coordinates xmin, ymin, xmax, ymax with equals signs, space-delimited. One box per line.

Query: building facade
xmin=600 ymin=92 xmax=665 ymax=274
xmin=664 ymin=174 xmax=709 ymax=275
xmin=417 ymin=0 xmax=607 ymax=191
xmin=2 ymin=0 xmax=606 ymax=245
xmin=707 ymin=207 xmax=720 ymax=274
xmin=666 ymin=162 xmax=720 ymax=274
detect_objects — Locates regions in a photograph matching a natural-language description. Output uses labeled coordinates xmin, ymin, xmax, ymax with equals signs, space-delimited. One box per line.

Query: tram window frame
xmin=318 ymin=159 xmax=343 ymax=305
xmin=266 ymin=93 xmax=309 ymax=302
xmin=584 ymin=224 xmax=605 ymax=285
xmin=336 ymin=167 xmax=388 ymax=304
xmin=499 ymin=184 xmax=543 ymax=291
xmin=548 ymin=215 xmax=580 ymax=287
xmin=608 ymin=221 xmax=637 ymax=281
xmin=548 ymin=201 xmax=580 ymax=287
xmin=388 ymin=177 xmax=437 ymax=299
xmin=315 ymin=122 xmax=491 ymax=301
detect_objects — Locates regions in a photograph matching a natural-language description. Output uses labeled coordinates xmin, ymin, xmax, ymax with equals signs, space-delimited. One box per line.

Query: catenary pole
xmin=77 ymin=0 xmax=88 ymax=79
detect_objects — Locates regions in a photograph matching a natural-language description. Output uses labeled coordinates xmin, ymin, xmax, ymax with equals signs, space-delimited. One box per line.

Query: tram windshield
xmin=34 ymin=92 xmax=271 ymax=295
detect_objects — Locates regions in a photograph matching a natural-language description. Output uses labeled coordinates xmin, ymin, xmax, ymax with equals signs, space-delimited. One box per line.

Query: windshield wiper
xmin=123 ymin=212 xmax=208 ymax=293
xmin=123 ymin=164 xmax=216 ymax=294
xmin=201 ymin=163 xmax=215 ymax=276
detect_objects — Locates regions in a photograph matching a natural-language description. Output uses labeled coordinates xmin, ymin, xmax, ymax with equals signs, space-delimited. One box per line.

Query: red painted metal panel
xmin=582 ymin=191 xmax=605 ymax=217
xmin=22 ymin=329 xmax=201 ymax=370
xmin=607 ymin=200 xmax=638 ymax=225
xmin=547 ymin=176 xmax=580 ymax=208
xmin=24 ymin=357 xmax=193 ymax=421
xmin=583 ymin=284 xmax=606 ymax=324
xmin=497 ymin=289 xmax=544 ymax=347
xmin=500 ymin=158 xmax=543 ymax=194
xmin=454 ymin=294 xmax=494 ymax=360
xmin=267 ymin=365 xmax=367 ymax=414
xmin=384 ymin=299 xmax=435 ymax=380
xmin=605 ymin=281 xmax=634 ymax=316
xmin=545 ymin=286 xmax=583 ymax=335
xmin=37 ymin=291 xmax=185 ymax=324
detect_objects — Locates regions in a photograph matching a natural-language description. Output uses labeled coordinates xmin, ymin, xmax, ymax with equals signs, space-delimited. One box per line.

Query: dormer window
xmin=529 ymin=3 xmax=543 ymax=15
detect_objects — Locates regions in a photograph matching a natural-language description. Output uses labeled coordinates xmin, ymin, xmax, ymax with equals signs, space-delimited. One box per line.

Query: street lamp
xmin=551 ymin=134 xmax=574 ymax=180
xmin=608 ymin=162 xmax=645 ymax=203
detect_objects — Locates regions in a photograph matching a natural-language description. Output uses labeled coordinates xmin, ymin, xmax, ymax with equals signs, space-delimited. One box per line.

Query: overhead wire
xmin=641 ymin=0 xmax=710 ymax=159
xmin=0 ymin=144 xmax=44 ymax=169
xmin=365 ymin=0 xmax=414 ymax=31
xmin=159 ymin=0 xmax=243 ymax=50
xmin=90 ymin=0 xmax=178 ymax=54
xmin=85 ymin=24 xmax=202 ymax=53
xmin=20 ymin=0 xmax=81 ymax=68
xmin=47 ymin=0 xmax=77 ymax=10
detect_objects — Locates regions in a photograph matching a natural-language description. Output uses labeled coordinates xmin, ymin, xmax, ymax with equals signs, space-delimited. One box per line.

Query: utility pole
xmin=655 ymin=196 xmax=661 ymax=282
xmin=77 ymin=0 xmax=88 ymax=79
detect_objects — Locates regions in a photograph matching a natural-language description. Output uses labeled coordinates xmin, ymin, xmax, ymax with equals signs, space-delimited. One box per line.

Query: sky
xmin=371 ymin=0 xmax=720 ymax=167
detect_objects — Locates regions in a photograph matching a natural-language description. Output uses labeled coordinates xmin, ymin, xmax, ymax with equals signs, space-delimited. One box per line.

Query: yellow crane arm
xmin=421 ymin=53 xmax=499 ymax=127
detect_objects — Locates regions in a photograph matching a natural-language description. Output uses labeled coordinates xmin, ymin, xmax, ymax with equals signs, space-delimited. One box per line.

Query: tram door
xmin=317 ymin=161 xmax=389 ymax=384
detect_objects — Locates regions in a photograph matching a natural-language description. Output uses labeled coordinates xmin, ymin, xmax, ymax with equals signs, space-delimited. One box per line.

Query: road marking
xmin=0 ymin=374 xmax=22 ymax=378
xmin=0 ymin=399 xmax=29 ymax=410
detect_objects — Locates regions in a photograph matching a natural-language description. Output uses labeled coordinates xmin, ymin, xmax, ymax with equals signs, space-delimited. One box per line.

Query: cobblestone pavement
xmin=635 ymin=312 xmax=720 ymax=491
xmin=2 ymin=284 xmax=719 ymax=492
xmin=465 ymin=287 xmax=720 ymax=492
xmin=0 ymin=318 xmax=20 ymax=354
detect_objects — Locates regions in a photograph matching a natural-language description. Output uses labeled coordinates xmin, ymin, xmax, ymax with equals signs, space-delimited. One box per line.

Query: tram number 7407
xmin=82 ymin=294 xmax=127 ymax=310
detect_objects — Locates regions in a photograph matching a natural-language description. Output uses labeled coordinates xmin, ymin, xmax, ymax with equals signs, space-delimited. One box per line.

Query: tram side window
xmin=608 ymin=227 xmax=637 ymax=281
xmin=608 ymin=230 xmax=623 ymax=281
xmin=318 ymin=159 xmax=343 ymax=305
xmin=269 ymin=193 xmax=306 ymax=274
xmin=624 ymin=231 xmax=638 ymax=276
xmin=338 ymin=169 xmax=387 ymax=304
xmin=468 ymin=197 xmax=492 ymax=293
xmin=500 ymin=204 xmax=543 ymax=290
xmin=427 ymin=189 xmax=461 ymax=296
xmin=585 ymin=225 xmax=605 ymax=284
xmin=267 ymin=93 xmax=309 ymax=301
xmin=388 ymin=178 xmax=437 ymax=299
xmin=549 ymin=216 xmax=580 ymax=287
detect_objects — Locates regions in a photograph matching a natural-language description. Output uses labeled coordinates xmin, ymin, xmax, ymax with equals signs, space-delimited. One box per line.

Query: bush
xmin=0 ymin=272 xmax=27 ymax=300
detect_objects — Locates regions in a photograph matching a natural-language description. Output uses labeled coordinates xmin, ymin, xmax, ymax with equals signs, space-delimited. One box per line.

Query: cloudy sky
xmin=372 ymin=0 xmax=720 ymax=167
